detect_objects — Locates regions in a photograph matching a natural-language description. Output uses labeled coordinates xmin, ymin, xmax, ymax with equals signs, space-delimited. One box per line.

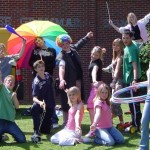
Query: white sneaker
xmin=82 ymin=137 xmax=94 ymax=143
xmin=56 ymin=110 xmax=63 ymax=117
xmin=52 ymin=123 xmax=59 ymax=129
xmin=85 ymin=131 xmax=95 ymax=138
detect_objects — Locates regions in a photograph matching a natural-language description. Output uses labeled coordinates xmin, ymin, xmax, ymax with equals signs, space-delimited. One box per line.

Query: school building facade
xmin=0 ymin=0 xmax=149 ymax=104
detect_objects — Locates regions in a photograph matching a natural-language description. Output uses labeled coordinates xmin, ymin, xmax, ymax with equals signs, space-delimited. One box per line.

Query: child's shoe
xmin=82 ymin=137 xmax=94 ymax=143
xmin=85 ymin=131 xmax=95 ymax=138
xmin=31 ymin=131 xmax=41 ymax=144
xmin=52 ymin=123 xmax=59 ymax=129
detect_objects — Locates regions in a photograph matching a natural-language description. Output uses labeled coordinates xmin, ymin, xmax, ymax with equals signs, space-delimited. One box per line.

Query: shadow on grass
xmin=15 ymin=108 xmax=32 ymax=120
xmin=0 ymin=141 xmax=42 ymax=150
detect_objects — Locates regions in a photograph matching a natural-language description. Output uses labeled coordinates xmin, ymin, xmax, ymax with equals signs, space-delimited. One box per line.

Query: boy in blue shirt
xmin=31 ymin=60 xmax=55 ymax=138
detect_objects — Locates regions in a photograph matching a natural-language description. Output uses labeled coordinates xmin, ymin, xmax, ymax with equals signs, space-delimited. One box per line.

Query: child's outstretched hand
xmin=90 ymin=124 xmax=96 ymax=133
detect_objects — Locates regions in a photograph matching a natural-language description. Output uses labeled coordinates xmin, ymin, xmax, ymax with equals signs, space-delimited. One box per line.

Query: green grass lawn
xmin=0 ymin=104 xmax=145 ymax=150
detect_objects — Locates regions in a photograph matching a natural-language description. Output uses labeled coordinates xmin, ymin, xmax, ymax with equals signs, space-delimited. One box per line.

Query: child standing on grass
xmin=138 ymin=62 xmax=150 ymax=150
xmin=110 ymin=38 xmax=124 ymax=124
xmin=51 ymin=86 xmax=84 ymax=146
xmin=31 ymin=60 xmax=55 ymax=138
xmin=85 ymin=46 xmax=105 ymax=137
xmin=89 ymin=84 xmax=125 ymax=146
xmin=56 ymin=32 xmax=93 ymax=126
xmin=0 ymin=73 xmax=26 ymax=143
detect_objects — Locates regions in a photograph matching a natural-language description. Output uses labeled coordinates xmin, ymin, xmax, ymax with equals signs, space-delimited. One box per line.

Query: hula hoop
xmin=111 ymin=81 xmax=150 ymax=104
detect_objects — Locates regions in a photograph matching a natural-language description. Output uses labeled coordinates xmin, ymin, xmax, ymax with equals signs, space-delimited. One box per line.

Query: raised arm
xmin=12 ymin=38 xmax=26 ymax=60
xmin=140 ymin=13 xmax=150 ymax=25
xmin=72 ymin=31 xmax=93 ymax=51
xmin=109 ymin=19 xmax=120 ymax=33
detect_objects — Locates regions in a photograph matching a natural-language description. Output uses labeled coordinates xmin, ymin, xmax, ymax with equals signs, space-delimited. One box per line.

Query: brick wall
xmin=0 ymin=0 xmax=149 ymax=104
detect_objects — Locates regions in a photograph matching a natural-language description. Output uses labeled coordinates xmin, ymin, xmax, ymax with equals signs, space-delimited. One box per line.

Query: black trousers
xmin=123 ymin=82 xmax=142 ymax=127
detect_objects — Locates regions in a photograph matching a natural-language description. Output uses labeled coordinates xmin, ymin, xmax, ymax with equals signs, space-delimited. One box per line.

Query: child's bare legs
xmin=111 ymin=103 xmax=124 ymax=124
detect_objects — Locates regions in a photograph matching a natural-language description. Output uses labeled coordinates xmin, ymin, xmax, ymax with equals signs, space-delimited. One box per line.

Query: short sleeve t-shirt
xmin=0 ymin=84 xmax=16 ymax=122
xmin=94 ymin=100 xmax=112 ymax=129
xmin=123 ymin=41 xmax=141 ymax=84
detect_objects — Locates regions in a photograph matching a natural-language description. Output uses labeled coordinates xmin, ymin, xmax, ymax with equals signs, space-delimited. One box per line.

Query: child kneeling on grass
xmin=0 ymin=73 xmax=26 ymax=143
xmin=50 ymin=86 xmax=84 ymax=146
xmin=87 ymin=83 xmax=125 ymax=146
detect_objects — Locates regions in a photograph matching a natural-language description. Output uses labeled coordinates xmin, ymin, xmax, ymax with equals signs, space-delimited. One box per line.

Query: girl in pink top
xmin=50 ymin=86 xmax=84 ymax=146
xmin=90 ymin=84 xmax=125 ymax=146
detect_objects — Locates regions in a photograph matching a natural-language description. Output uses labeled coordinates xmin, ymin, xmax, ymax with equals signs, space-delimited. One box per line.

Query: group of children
xmin=0 ymin=11 xmax=150 ymax=150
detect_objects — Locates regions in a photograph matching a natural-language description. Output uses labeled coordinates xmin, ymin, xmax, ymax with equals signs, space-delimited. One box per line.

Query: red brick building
xmin=0 ymin=0 xmax=149 ymax=104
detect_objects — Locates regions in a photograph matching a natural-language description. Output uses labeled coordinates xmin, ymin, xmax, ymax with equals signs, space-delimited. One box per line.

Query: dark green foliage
xmin=139 ymin=31 xmax=150 ymax=81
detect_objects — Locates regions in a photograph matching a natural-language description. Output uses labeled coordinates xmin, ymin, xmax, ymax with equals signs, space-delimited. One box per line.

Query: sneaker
xmin=52 ymin=123 xmax=59 ymax=129
xmin=82 ymin=137 xmax=94 ymax=143
xmin=56 ymin=110 xmax=63 ymax=117
xmin=31 ymin=132 xmax=41 ymax=143
xmin=85 ymin=131 xmax=95 ymax=138
xmin=2 ymin=134 xmax=9 ymax=141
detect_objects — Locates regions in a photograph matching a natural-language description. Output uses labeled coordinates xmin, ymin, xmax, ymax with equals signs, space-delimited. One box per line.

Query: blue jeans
xmin=0 ymin=119 xmax=26 ymax=143
xmin=94 ymin=126 xmax=125 ymax=146
xmin=139 ymin=99 xmax=150 ymax=150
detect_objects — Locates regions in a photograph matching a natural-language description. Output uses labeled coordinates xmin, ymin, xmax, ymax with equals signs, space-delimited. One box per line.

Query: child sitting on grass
xmin=0 ymin=73 xmax=26 ymax=143
xmin=88 ymin=83 xmax=125 ymax=146
xmin=51 ymin=86 xmax=84 ymax=146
